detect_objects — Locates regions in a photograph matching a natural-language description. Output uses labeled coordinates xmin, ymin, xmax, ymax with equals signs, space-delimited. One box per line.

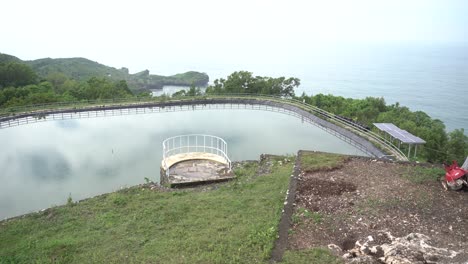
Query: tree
xmin=171 ymin=83 xmax=202 ymax=97
xmin=205 ymin=71 xmax=300 ymax=97
xmin=446 ymin=129 xmax=468 ymax=164
xmin=84 ymin=77 xmax=133 ymax=100
xmin=46 ymin=72 xmax=69 ymax=94
xmin=186 ymin=84 xmax=202 ymax=96
xmin=0 ymin=62 xmax=37 ymax=88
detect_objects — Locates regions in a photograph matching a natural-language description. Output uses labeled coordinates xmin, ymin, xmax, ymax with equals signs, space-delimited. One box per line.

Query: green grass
xmin=402 ymin=166 xmax=444 ymax=184
xmin=292 ymin=207 xmax=323 ymax=226
xmin=300 ymin=152 xmax=347 ymax=172
xmin=0 ymin=161 xmax=292 ymax=263
xmin=282 ymin=248 xmax=342 ymax=264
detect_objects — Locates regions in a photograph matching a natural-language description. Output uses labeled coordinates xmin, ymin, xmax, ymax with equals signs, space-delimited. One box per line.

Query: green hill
xmin=0 ymin=53 xmax=209 ymax=91
xmin=26 ymin=57 xmax=128 ymax=81
xmin=0 ymin=53 xmax=22 ymax=64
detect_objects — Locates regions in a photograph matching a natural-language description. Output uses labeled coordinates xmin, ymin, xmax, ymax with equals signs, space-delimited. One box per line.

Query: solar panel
xmin=373 ymin=123 xmax=426 ymax=144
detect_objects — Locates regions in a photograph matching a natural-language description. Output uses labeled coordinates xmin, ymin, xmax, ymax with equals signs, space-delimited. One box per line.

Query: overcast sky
xmin=1 ymin=0 xmax=467 ymax=74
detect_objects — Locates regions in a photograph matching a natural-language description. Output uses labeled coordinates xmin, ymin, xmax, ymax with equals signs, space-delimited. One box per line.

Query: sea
xmin=150 ymin=43 xmax=467 ymax=133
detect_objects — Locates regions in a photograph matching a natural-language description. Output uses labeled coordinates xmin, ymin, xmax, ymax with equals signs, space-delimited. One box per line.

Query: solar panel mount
xmin=373 ymin=123 xmax=426 ymax=144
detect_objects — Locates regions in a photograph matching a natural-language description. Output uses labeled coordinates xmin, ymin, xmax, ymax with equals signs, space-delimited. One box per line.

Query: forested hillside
xmin=0 ymin=53 xmax=209 ymax=92
xmin=1 ymin=63 xmax=466 ymax=164
xmin=201 ymin=71 xmax=468 ymax=164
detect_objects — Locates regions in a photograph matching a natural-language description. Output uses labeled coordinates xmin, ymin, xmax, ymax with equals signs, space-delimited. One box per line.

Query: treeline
xmin=205 ymin=71 xmax=300 ymax=97
xmin=1 ymin=64 xmax=466 ymax=164
xmin=177 ymin=71 xmax=467 ymax=164
xmin=171 ymin=71 xmax=300 ymax=98
xmin=0 ymin=61 xmax=150 ymax=108
xmin=298 ymin=93 xmax=467 ymax=163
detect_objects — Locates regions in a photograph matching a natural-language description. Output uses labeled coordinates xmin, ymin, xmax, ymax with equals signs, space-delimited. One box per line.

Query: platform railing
xmin=0 ymin=93 xmax=407 ymax=160
xmin=162 ymin=134 xmax=231 ymax=172
xmin=200 ymin=93 xmax=407 ymax=160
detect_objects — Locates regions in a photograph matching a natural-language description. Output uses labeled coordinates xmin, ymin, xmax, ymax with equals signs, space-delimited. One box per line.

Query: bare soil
xmin=288 ymin=157 xmax=468 ymax=262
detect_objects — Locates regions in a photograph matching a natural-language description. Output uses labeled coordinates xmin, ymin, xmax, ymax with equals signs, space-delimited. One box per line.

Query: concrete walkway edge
xmin=270 ymin=150 xmax=302 ymax=263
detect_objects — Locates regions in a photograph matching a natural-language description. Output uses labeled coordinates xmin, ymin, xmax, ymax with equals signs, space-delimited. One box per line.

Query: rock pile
xmin=329 ymin=232 xmax=463 ymax=264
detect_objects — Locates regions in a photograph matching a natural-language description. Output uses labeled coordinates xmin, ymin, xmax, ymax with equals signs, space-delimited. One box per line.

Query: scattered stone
xmin=328 ymin=244 xmax=343 ymax=255
xmin=342 ymin=232 xmax=461 ymax=264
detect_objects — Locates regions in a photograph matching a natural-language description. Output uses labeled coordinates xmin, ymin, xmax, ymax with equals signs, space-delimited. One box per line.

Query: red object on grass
xmin=444 ymin=161 xmax=467 ymax=182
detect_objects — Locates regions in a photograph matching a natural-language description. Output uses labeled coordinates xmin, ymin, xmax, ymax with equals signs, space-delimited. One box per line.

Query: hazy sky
xmin=1 ymin=0 xmax=467 ymax=73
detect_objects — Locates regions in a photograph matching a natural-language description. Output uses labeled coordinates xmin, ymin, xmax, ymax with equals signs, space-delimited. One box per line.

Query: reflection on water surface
xmin=0 ymin=108 xmax=364 ymax=219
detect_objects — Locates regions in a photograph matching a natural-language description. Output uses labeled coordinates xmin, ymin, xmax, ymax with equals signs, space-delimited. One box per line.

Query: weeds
xmin=282 ymin=248 xmax=342 ymax=264
xmin=248 ymin=226 xmax=278 ymax=259
xmin=402 ymin=166 xmax=444 ymax=184
xmin=300 ymin=152 xmax=347 ymax=172
xmin=311 ymin=212 xmax=323 ymax=224
xmin=293 ymin=207 xmax=323 ymax=225
xmin=67 ymin=193 xmax=74 ymax=207
xmin=110 ymin=193 xmax=129 ymax=206
xmin=292 ymin=214 xmax=301 ymax=224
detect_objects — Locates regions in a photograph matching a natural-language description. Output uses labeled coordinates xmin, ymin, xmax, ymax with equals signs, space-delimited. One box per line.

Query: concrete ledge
xmin=161 ymin=152 xmax=229 ymax=170
xmin=160 ymin=159 xmax=234 ymax=187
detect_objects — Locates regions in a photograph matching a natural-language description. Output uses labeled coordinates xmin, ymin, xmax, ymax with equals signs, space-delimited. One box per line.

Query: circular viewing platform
xmin=160 ymin=134 xmax=233 ymax=187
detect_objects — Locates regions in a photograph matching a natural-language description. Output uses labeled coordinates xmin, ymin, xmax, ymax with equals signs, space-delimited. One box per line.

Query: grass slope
xmin=0 ymin=160 xmax=291 ymax=263
xmin=299 ymin=151 xmax=348 ymax=172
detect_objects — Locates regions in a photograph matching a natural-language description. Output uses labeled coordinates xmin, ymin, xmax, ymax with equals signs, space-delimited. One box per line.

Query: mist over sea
xmin=150 ymin=43 xmax=467 ymax=132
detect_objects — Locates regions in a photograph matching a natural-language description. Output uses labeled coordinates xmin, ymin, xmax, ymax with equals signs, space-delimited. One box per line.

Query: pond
xmin=0 ymin=107 xmax=365 ymax=219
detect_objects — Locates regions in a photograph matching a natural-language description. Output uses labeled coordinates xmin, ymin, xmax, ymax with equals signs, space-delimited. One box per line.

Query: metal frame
xmin=373 ymin=123 xmax=425 ymax=158
xmin=0 ymin=95 xmax=408 ymax=161
xmin=162 ymin=134 xmax=231 ymax=174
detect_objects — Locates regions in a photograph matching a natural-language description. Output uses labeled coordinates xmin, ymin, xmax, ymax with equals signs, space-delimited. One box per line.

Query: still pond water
xmin=0 ymin=108 xmax=364 ymax=219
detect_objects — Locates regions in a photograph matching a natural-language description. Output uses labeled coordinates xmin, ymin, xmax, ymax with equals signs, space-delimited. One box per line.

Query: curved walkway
xmin=0 ymin=96 xmax=406 ymax=160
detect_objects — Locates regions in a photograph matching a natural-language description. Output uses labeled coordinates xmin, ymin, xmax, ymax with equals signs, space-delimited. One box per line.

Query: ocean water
xmin=151 ymin=44 xmax=467 ymax=132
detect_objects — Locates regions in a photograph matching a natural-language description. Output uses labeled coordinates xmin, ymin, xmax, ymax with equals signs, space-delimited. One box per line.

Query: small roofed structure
xmin=373 ymin=123 xmax=426 ymax=158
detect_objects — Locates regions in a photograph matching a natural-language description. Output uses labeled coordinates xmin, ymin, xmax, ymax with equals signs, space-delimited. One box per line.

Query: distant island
xmin=0 ymin=53 xmax=209 ymax=92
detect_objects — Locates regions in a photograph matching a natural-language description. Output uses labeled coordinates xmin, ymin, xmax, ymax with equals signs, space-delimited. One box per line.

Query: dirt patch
xmin=288 ymin=156 xmax=468 ymax=263
xmin=298 ymin=178 xmax=357 ymax=197
xmin=296 ymin=173 xmax=358 ymax=214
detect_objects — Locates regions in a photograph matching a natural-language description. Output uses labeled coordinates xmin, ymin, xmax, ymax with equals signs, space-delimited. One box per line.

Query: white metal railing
xmin=202 ymin=94 xmax=408 ymax=160
xmin=1 ymin=94 xmax=407 ymax=160
xmin=162 ymin=134 xmax=231 ymax=171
